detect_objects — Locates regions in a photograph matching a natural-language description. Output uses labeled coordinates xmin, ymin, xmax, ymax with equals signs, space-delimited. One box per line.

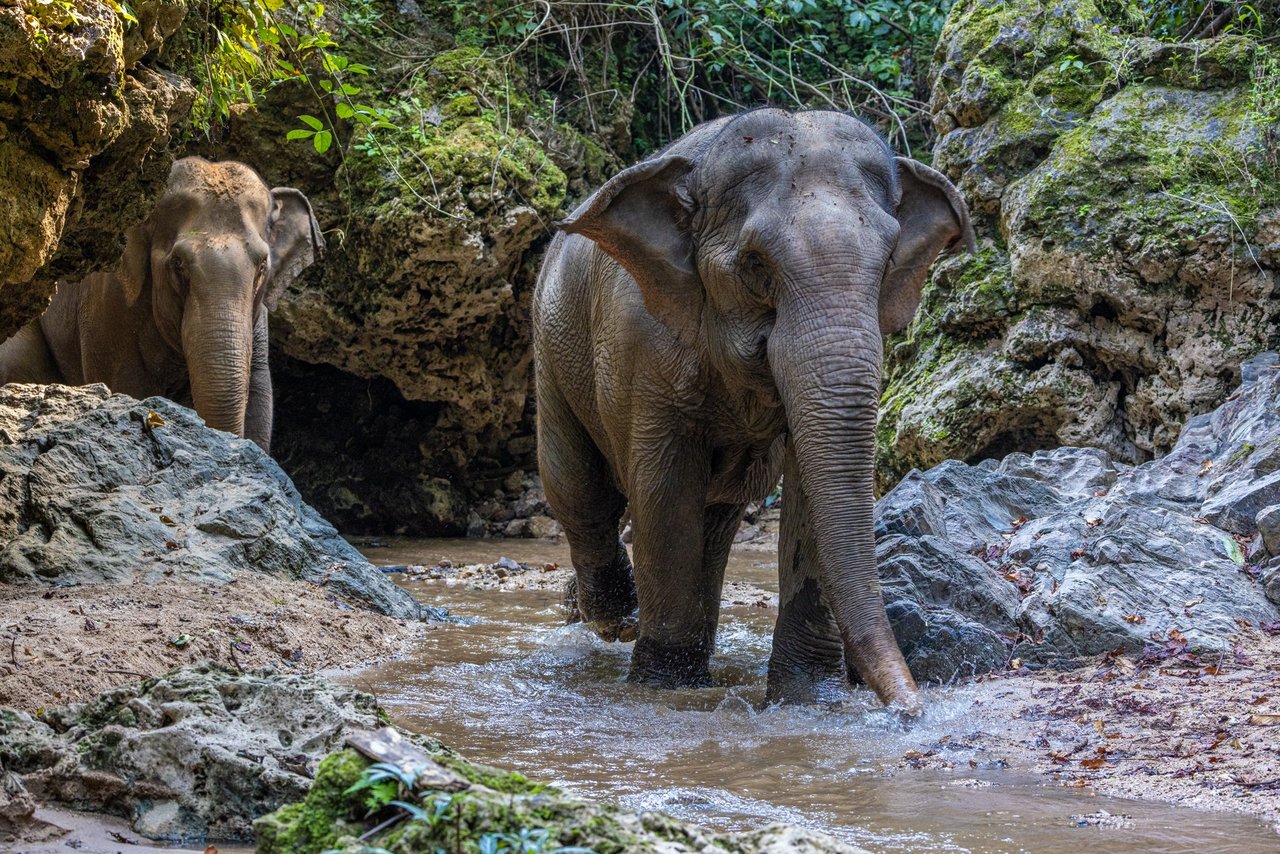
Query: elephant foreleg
xmin=0 ymin=322 xmax=62 ymax=385
xmin=766 ymin=437 xmax=845 ymax=704
xmin=537 ymin=379 xmax=636 ymax=639
xmin=244 ymin=309 xmax=273 ymax=452
xmin=627 ymin=437 xmax=718 ymax=687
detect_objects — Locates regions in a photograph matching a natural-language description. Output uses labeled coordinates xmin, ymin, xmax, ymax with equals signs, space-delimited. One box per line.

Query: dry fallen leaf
xmin=145 ymin=410 xmax=166 ymax=429
xmin=1248 ymin=714 xmax=1280 ymax=726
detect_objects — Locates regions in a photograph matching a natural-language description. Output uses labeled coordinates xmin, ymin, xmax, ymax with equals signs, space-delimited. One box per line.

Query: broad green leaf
xmin=313 ymin=130 xmax=333 ymax=153
xmin=286 ymin=128 xmax=314 ymax=140
xmin=298 ymin=114 xmax=323 ymax=130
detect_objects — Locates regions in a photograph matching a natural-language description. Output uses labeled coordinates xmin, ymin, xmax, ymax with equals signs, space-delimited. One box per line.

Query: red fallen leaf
xmin=1070 ymin=548 xmax=1086 ymax=559
xmin=1249 ymin=695 xmax=1270 ymax=706
xmin=1050 ymin=753 xmax=1072 ymax=764
xmin=1209 ymin=756 xmax=1226 ymax=763
xmin=1124 ymin=613 xmax=1146 ymax=624
xmin=1093 ymin=490 xmax=1107 ymax=497
xmin=1011 ymin=516 xmax=1028 ymax=529
xmin=1202 ymin=665 xmax=1224 ymax=676
xmin=1080 ymin=757 xmax=1109 ymax=770
xmin=1234 ymin=617 xmax=1253 ymax=630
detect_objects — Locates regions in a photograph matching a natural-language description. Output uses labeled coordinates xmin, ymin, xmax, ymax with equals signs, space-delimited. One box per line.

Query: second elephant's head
xmin=119 ymin=156 xmax=324 ymax=438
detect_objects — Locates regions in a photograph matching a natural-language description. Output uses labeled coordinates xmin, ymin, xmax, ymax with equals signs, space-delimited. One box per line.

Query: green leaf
xmin=335 ymin=102 xmax=354 ymax=119
xmin=298 ymin=114 xmax=323 ymax=130
xmin=313 ymin=130 xmax=333 ymax=153
xmin=1224 ymin=536 xmax=1245 ymax=566
xmin=286 ymin=128 xmax=314 ymax=141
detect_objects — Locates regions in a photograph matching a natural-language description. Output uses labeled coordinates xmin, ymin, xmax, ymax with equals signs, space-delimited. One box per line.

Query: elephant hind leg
xmin=0 ymin=322 xmax=61 ymax=385
xmin=537 ymin=382 xmax=636 ymax=640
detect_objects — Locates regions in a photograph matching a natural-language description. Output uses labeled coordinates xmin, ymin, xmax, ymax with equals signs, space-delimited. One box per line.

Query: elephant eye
xmin=256 ymin=258 xmax=268 ymax=283
xmin=167 ymin=255 xmax=189 ymax=289
xmin=738 ymin=250 xmax=772 ymax=297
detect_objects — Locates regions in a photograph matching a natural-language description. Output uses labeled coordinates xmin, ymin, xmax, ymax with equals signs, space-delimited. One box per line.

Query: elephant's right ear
xmin=118 ymin=220 xmax=153 ymax=306
xmin=558 ymin=155 xmax=702 ymax=344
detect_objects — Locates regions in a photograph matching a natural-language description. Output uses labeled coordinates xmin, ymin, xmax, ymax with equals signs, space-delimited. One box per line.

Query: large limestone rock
xmin=0 ymin=383 xmax=421 ymax=619
xmin=0 ymin=664 xmax=383 ymax=843
xmin=878 ymin=353 xmax=1280 ymax=676
xmin=0 ymin=0 xmax=194 ymax=337
xmin=878 ymin=0 xmax=1280 ymax=485
xmin=210 ymin=30 xmax=620 ymax=534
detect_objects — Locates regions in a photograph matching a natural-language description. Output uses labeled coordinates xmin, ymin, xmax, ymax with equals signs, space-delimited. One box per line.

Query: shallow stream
xmin=342 ymin=538 xmax=1279 ymax=854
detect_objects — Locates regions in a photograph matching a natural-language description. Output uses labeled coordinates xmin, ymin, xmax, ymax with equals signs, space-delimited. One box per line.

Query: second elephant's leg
xmin=766 ymin=438 xmax=844 ymax=704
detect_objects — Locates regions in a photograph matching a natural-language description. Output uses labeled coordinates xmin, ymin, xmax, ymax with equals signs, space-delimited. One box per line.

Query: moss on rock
xmin=880 ymin=0 xmax=1280 ymax=490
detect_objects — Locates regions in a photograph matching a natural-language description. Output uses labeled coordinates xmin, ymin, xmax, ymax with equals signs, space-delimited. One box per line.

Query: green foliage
xmin=177 ymin=0 xmax=386 ymax=153
xmin=439 ymin=0 xmax=955 ymax=154
xmin=1139 ymin=0 xmax=1273 ymax=40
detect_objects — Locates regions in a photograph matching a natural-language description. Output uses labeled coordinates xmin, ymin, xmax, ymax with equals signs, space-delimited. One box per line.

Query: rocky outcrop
xmin=206 ymin=16 xmax=622 ymax=533
xmin=0 ymin=664 xmax=382 ymax=843
xmin=1 ymin=664 xmax=867 ymax=851
xmin=878 ymin=353 xmax=1280 ymax=678
xmin=0 ymin=0 xmax=194 ymax=337
xmin=878 ymin=0 xmax=1280 ymax=484
xmin=0 ymin=383 xmax=422 ymax=619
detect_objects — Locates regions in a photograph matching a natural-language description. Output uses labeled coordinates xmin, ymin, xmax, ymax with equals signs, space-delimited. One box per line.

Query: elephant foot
xmin=628 ymin=636 xmax=713 ymax=688
xmin=562 ymin=575 xmax=640 ymax=642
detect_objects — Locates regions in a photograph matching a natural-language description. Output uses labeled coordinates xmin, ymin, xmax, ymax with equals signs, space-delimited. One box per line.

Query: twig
xmin=104 ymin=668 xmax=152 ymax=679
xmin=9 ymin=634 xmax=18 ymax=670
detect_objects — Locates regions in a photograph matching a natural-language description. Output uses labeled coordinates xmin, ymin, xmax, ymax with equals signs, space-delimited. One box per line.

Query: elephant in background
xmin=0 ymin=157 xmax=323 ymax=452
xmin=533 ymin=109 xmax=973 ymax=711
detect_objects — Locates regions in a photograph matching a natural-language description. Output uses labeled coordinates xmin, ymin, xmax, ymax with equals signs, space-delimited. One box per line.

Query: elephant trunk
xmin=182 ymin=292 xmax=253 ymax=438
xmin=770 ymin=262 xmax=920 ymax=712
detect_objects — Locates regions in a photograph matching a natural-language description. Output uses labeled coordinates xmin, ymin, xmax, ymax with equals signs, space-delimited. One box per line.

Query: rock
xmin=878 ymin=0 xmax=1280 ymax=488
xmin=0 ymin=383 xmax=422 ymax=620
xmin=209 ymin=37 xmax=623 ymax=535
xmin=257 ymin=740 xmax=869 ymax=854
xmin=0 ymin=664 xmax=384 ymax=843
xmin=875 ymin=354 xmax=1280 ymax=673
xmin=0 ymin=0 xmax=194 ymax=338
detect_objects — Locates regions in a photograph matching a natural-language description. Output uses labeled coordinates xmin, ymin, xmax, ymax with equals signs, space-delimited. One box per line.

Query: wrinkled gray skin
xmin=0 ymin=157 xmax=322 ymax=451
xmin=533 ymin=110 xmax=973 ymax=710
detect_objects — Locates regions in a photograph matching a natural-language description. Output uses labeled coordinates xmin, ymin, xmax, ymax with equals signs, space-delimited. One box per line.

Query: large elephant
xmin=0 ymin=157 xmax=322 ymax=452
xmin=533 ymin=109 xmax=972 ymax=710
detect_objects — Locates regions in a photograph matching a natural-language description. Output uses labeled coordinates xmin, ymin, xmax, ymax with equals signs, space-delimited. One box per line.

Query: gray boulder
xmin=0 ymin=383 xmax=422 ymax=619
xmin=0 ymin=664 xmax=383 ymax=843
xmin=878 ymin=354 xmax=1280 ymax=674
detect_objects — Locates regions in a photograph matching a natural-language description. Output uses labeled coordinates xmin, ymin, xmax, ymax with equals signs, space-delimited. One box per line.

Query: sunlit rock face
xmin=0 ymin=0 xmax=193 ymax=337
xmin=0 ymin=382 xmax=422 ymax=619
xmin=878 ymin=0 xmax=1280 ymax=488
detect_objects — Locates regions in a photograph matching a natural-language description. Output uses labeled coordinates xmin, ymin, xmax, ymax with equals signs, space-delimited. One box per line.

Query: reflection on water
xmin=341 ymin=538 xmax=1278 ymax=854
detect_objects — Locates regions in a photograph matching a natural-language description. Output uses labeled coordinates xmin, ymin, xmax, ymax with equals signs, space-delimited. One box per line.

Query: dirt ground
xmin=0 ymin=573 xmax=421 ymax=712
xmin=939 ymin=630 xmax=1280 ymax=832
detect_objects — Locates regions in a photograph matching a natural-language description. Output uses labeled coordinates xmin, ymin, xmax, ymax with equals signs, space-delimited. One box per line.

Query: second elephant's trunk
xmin=183 ymin=296 xmax=253 ymax=438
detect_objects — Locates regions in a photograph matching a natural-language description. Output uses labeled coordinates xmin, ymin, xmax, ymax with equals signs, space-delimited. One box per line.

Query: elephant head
xmin=559 ymin=110 xmax=972 ymax=708
xmin=118 ymin=157 xmax=323 ymax=438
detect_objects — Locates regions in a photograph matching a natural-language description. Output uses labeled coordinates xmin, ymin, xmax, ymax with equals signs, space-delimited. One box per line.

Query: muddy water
xmin=343 ymin=538 xmax=1279 ymax=853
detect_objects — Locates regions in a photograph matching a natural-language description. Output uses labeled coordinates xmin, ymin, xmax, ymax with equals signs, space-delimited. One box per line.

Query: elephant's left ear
xmin=880 ymin=158 xmax=975 ymax=336
xmin=265 ymin=187 xmax=325 ymax=310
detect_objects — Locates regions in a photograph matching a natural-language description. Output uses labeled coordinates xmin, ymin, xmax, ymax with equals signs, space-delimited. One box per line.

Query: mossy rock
xmin=880 ymin=0 xmax=1280 ymax=492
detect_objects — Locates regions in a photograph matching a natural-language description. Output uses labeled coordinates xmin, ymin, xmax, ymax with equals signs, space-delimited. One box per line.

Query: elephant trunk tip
xmin=854 ymin=651 xmax=922 ymax=716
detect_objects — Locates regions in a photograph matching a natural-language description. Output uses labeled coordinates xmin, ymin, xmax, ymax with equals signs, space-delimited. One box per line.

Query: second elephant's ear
xmin=265 ymin=187 xmax=324 ymax=310
xmin=880 ymin=157 xmax=975 ymax=336
xmin=558 ymin=155 xmax=702 ymax=344
xmin=118 ymin=220 xmax=153 ymax=306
